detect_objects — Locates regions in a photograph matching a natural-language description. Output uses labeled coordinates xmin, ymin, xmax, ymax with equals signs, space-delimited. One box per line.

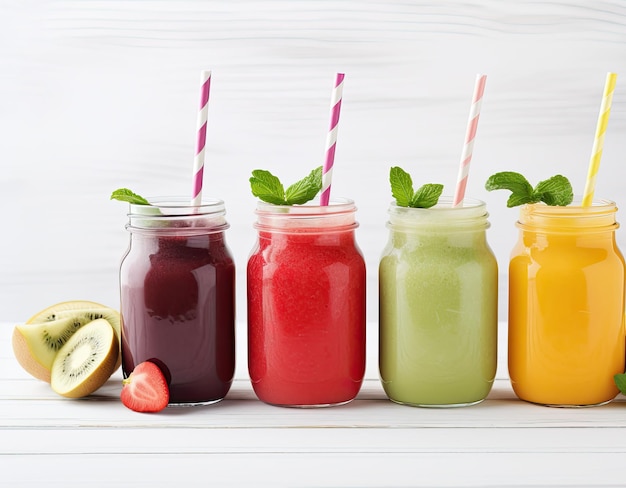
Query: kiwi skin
xmin=12 ymin=329 xmax=52 ymax=382
xmin=50 ymin=319 xmax=120 ymax=398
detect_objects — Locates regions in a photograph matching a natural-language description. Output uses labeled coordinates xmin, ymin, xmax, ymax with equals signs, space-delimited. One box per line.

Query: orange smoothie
xmin=508 ymin=201 xmax=625 ymax=406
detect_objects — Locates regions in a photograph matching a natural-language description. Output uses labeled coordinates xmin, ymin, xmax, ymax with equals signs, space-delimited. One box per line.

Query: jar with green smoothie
xmin=379 ymin=196 xmax=498 ymax=407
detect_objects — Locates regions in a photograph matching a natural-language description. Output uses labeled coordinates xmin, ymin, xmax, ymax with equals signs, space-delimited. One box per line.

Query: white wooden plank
xmin=1 ymin=451 xmax=624 ymax=487
xmin=4 ymin=426 xmax=626 ymax=455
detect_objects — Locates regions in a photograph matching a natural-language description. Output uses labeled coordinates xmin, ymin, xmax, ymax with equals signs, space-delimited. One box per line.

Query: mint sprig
xmin=250 ymin=166 xmax=322 ymax=205
xmin=485 ymin=172 xmax=573 ymax=207
xmin=111 ymin=188 xmax=150 ymax=205
xmin=389 ymin=166 xmax=443 ymax=208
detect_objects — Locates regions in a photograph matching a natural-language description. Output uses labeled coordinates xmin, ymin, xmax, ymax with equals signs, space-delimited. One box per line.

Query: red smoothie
xmin=120 ymin=200 xmax=235 ymax=405
xmin=247 ymin=201 xmax=366 ymax=406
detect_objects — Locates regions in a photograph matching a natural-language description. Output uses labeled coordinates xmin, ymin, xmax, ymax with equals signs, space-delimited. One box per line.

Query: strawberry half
xmin=121 ymin=361 xmax=169 ymax=413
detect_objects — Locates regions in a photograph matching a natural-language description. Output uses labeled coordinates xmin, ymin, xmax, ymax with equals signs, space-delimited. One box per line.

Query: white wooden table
xmin=2 ymin=321 xmax=625 ymax=487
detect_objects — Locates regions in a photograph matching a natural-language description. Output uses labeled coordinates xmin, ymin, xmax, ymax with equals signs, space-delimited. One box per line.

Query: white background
xmin=2 ymin=0 xmax=626 ymax=325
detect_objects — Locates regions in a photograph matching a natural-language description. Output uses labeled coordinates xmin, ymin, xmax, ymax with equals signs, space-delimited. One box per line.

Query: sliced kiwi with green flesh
xmin=48 ymin=308 xmax=122 ymax=371
xmin=13 ymin=301 xmax=121 ymax=382
xmin=51 ymin=318 xmax=119 ymax=398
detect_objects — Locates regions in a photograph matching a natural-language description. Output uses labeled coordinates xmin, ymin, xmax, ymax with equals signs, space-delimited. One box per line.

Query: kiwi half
xmin=13 ymin=316 xmax=87 ymax=382
xmin=12 ymin=300 xmax=121 ymax=382
xmin=50 ymin=318 xmax=119 ymax=398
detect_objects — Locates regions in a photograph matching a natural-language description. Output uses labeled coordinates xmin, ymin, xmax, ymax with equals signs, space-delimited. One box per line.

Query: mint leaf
xmin=285 ymin=166 xmax=322 ymax=205
xmin=389 ymin=166 xmax=443 ymax=208
xmin=485 ymin=172 xmax=533 ymax=200
xmin=485 ymin=171 xmax=573 ymax=207
xmin=250 ymin=169 xmax=287 ymax=205
xmin=533 ymin=175 xmax=573 ymax=206
xmin=250 ymin=167 xmax=322 ymax=206
xmin=411 ymin=184 xmax=444 ymax=208
xmin=506 ymin=192 xmax=536 ymax=208
xmin=615 ymin=374 xmax=626 ymax=395
xmin=389 ymin=166 xmax=415 ymax=207
xmin=111 ymin=188 xmax=150 ymax=205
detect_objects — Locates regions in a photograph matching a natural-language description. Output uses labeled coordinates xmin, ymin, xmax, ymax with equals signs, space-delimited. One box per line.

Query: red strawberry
xmin=121 ymin=361 xmax=169 ymax=413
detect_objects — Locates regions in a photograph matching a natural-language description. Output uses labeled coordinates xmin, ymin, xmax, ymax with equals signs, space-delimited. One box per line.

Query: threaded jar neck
xmin=516 ymin=199 xmax=619 ymax=234
xmin=126 ymin=196 xmax=229 ymax=236
xmin=387 ymin=197 xmax=490 ymax=234
xmin=254 ymin=198 xmax=358 ymax=234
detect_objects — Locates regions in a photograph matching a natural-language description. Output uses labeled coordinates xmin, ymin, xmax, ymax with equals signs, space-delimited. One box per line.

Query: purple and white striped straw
xmin=191 ymin=70 xmax=211 ymax=206
xmin=320 ymin=73 xmax=345 ymax=206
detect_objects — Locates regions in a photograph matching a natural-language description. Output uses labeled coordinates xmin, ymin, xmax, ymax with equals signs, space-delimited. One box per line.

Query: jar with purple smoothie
xmin=120 ymin=197 xmax=235 ymax=406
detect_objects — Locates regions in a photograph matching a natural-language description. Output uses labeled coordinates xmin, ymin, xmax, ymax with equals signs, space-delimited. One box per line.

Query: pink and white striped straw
xmin=191 ymin=70 xmax=211 ymax=206
xmin=320 ymin=73 xmax=345 ymax=206
xmin=452 ymin=74 xmax=487 ymax=207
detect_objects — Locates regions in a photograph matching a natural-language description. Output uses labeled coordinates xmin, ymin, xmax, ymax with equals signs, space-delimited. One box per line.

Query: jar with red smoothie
xmin=120 ymin=197 xmax=235 ymax=406
xmin=247 ymin=199 xmax=366 ymax=407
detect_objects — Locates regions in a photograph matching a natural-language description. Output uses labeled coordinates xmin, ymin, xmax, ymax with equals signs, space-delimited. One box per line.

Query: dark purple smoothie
xmin=121 ymin=231 xmax=235 ymax=405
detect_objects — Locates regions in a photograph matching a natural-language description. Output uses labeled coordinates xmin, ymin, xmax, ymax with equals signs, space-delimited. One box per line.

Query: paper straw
xmin=320 ymin=73 xmax=345 ymax=206
xmin=582 ymin=72 xmax=618 ymax=207
xmin=191 ymin=70 xmax=211 ymax=206
xmin=452 ymin=74 xmax=487 ymax=207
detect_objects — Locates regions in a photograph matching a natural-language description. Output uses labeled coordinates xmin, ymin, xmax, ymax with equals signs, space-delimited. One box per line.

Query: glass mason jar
xmin=509 ymin=199 xmax=625 ymax=406
xmin=379 ymin=197 xmax=498 ymax=407
xmin=247 ymin=199 xmax=367 ymax=407
xmin=120 ymin=197 xmax=236 ymax=406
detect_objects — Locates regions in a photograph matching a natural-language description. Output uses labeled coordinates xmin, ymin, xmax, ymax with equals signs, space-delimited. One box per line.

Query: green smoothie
xmin=379 ymin=198 xmax=498 ymax=407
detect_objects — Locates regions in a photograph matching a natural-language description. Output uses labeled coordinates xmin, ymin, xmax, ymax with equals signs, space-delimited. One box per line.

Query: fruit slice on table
xmin=50 ymin=318 xmax=119 ymax=398
xmin=12 ymin=300 xmax=121 ymax=382
xmin=121 ymin=361 xmax=170 ymax=413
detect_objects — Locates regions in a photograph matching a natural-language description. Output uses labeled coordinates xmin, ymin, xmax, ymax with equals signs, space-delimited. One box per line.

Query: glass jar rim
xmin=389 ymin=196 xmax=486 ymax=210
xmin=518 ymin=198 xmax=616 ymax=215
xmin=387 ymin=196 xmax=490 ymax=232
xmin=255 ymin=197 xmax=356 ymax=216
xmin=254 ymin=197 xmax=358 ymax=233
xmin=129 ymin=196 xmax=226 ymax=216
xmin=516 ymin=198 xmax=619 ymax=232
xmin=126 ymin=196 xmax=229 ymax=234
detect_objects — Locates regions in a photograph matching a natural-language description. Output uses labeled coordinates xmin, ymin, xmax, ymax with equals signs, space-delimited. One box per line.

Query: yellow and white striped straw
xmin=582 ymin=72 xmax=618 ymax=207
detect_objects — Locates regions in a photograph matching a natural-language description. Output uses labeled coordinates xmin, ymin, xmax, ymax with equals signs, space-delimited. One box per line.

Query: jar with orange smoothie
xmin=508 ymin=199 xmax=625 ymax=406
